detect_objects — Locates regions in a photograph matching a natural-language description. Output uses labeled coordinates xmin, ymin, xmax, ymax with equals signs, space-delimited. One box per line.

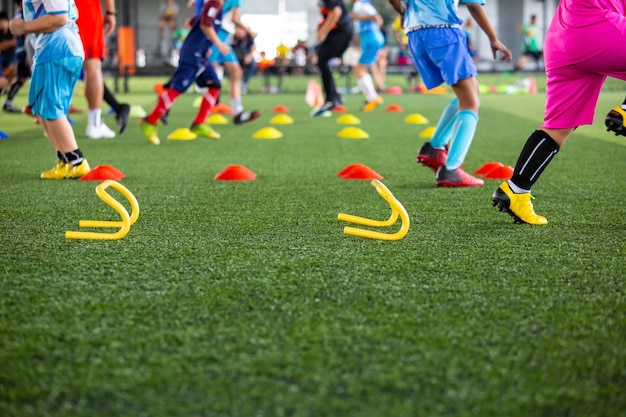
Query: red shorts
xmin=76 ymin=0 xmax=105 ymax=60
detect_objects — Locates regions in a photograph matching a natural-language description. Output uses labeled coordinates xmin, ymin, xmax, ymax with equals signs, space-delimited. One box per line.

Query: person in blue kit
xmin=350 ymin=0 xmax=385 ymax=112
xmin=312 ymin=0 xmax=353 ymax=117
xmin=209 ymin=0 xmax=260 ymax=124
xmin=388 ymin=0 xmax=511 ymax=187
xmin=10 ymin=0 xmax=90 ymax=179
xmin=140 ymin=0 xmax=231 ymax=145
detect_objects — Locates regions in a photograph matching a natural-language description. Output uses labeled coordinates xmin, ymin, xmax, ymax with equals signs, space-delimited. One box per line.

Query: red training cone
xmin=214 ymin=164 xmax=256 ymax=181
xmin=338 ymin=164 xmax=383 ymax=180
xmin=483 ymin=165 xmax=514 ymax=180
xmin=332 ymin=104 xmax=347 ymax=113
xmin=474 ymin=162 xmax=504 ymax=176
xmin=79 ymin=164 xmax=126 ymax=181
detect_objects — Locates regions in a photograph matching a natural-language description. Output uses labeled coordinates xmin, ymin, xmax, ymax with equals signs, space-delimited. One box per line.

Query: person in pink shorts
xmin=492 ymin=0 xmax=626 ymax=225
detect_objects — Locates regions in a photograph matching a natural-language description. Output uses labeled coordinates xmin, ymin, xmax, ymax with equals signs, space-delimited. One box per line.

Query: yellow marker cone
xmin=270 ymin=114 xmax=294 ymax=124
xmin=405 ymin=113 xmax=429 ymax=124
xmin=336 ymin=114 xmax=361 ymax=125
xmin=129 ymin=105 xmax=147 ymax=118
xmin=337 ymin=127 xmax=369 ymax=139
xmin=167 ymin=128 xmax=198 ymax=141
xmin=66 ymin=180 xmax=140 ymax=240
xmin=192 ymin=96 xmax=202 ymax=108
xmin=252 ymin=127 xmax=283 ymax=139
xmin=419 ymin=126 xmax=436 ymax=138
xmin=207 ymin=114 xmax=229 ymax=125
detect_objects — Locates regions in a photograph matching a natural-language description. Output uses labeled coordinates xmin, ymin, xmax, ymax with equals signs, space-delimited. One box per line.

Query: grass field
xmin=1 ymin=73 xmax=625 ymax=417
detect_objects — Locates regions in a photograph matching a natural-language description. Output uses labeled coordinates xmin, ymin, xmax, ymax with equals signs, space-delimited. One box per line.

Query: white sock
xmin=216 ymin=67 xmax=224 ymax=81
xmin=507 ymin=180 xmax=530 ymax=194
xmin=88 ymin=109 xmax=102 ymax=128
xmin=231 ymin=97 xmax=243 ymax=115
xmin=357 ymin=74 xmax=377 ymax=102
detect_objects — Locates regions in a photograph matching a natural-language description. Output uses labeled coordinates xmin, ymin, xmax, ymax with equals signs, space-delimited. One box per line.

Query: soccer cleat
xmin=233 ymin=110 xmax=261 ymax=125
xmin=3 ymin=103 xmax=21 ymax=113
xmin=435 ymin=166 xmax=484 ymax=187
xmin=161 ymin=109 xmax=170 ymax=125
xmin=492 ymin=181 xmax=547 ymax=225
xmin=116 ymin=103 xmax=131 ymax=134
xmin=361 ymin=96 xmax=383 ymax=112
xmin=311 ymin=101 xmax=337 ymax=117
xmin=417 ymin=141 xmax=448 ymax=173
xmin=86 ymin=122 xmax=116 ymax=139
xmin=140 ymin=120 xmax=160 ymax=145
xmin=40 ymin=160 xmax=68 ymax=179
xmin=190 ymin=123 xmax=221 ymax=139
xmin=65 ymin=159 xmax=91 ymax=179
xmin=605 ymin=105 xmax=626 ymax=137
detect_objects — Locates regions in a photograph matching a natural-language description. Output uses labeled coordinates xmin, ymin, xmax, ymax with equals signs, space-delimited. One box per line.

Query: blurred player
xmin=209 ymin=0 xmax=260 ymax=124
xmin=140 ymin=0 xmax=230 ymax=145
xmin=350 ymin=0 xmax=385 ymax=111
xmin=10 ymin=0 xmax=90 ymax=179
xmin=312 ymin=0 xmax=353 ymax=117
xmin=389 ymin=0 xmax=511 ymax=188
xmin=75 ymin=0 xmax=130 ymax=138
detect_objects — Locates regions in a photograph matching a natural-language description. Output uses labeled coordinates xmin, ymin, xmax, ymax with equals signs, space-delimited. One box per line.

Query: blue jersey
xmin=23 ymin=0 xmax=83 ymax=65
xmin=404 ymin=0 xmax=485 ymax=30
xmin=179 ymin=0 xmax=223 ymax=62
xmin=352 ymin=0 xmax=379 ymax=34
xmin=220 ymin=0 xmax=242 ymax=34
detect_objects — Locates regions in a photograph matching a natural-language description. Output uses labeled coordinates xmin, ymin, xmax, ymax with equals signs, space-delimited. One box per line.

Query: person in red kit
xmin=140 ymin=0 xmax=230 ymax=145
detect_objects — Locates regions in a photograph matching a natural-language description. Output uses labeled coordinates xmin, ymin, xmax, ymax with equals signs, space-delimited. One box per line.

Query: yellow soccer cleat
xmin=191 ymin=123 xmax=221 ymax=139
xmin=140 ymin=120 xmax=160 ymax=145
xmin=41 ymin=160 xmax=69 ymax=179
xmin=65 ymin=159 xmax=91 ymax=179
xmin=361 ymin=95 xmax=383 ymax=112
xmin=492 ymin=181 xmax=547 ymax=225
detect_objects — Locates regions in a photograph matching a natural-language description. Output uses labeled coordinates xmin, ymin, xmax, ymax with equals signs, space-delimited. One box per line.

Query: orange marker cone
xmin=474 ymin=162 xmax=504 ymax=176
xmin=273 ymin=105 xmax=289 ymax=113
xmin=385 ymin=104 xmax=403 ymax=112
xmin=79 ymin=165 xmax=126 ymax=181
xmin=213 ymin=102 xmax=233 ymax=114
xmin=214 ymin=164 xmax=256 ymax=181
xmin=338 ymin=164 xmax=383 ymax=180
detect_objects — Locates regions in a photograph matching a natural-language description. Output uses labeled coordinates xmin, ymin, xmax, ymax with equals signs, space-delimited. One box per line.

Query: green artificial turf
xmin=1 ymin=74 xmax=625 ymax=417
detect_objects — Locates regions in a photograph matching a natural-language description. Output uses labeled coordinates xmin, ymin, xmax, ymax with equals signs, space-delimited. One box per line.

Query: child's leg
xmin=429 ymin=98 xmax=459 ymax=149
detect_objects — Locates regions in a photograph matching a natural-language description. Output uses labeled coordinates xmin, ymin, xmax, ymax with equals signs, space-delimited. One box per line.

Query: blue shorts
xmin=29 ymin=56 xmax=83 ymax=120
xmin=169 ymin=55 xmax=220 ymax=92
xmin=407 ymin=28 xmax=477 ymax=90
xmin=0 ymin=53 xmax=17 ymax=68
xmin=359 ymin=30 xmax=385 ymax=66
xmin=209 ymin=29 xmax=238 ymax=65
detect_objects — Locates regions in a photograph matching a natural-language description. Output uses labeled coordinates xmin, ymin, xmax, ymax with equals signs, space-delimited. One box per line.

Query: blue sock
xmin=445 ymin=109 xmax=479 ymax=170
xmin=430 ymin=98 xmax=459 ymax=149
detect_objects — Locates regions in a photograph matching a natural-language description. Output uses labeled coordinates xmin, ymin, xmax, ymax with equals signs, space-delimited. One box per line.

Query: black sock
xmin=7 ymin=80 xmax=23 ymax=101
xmin=103 ymin=84 xmax=121 ymax=113
xmin=57 ymin=150 xmax=68 ymax=163
xmin=64 ymin=149 xmax=84 ymax=166
xmin=511 ymin=130 xmax=560 ymax=191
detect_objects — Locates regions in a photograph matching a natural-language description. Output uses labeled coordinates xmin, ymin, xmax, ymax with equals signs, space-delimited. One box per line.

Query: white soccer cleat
xmin=86 ymin=122 xmax=116 ymax=139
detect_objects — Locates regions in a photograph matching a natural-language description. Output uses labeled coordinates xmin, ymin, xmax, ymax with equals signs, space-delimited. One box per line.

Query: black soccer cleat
xmin=605 ymin=105 xmax=626 ymax=137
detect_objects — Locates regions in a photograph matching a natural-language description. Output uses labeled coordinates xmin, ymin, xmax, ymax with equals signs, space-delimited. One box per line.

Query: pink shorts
xmin=543 ymin=9 xmax=626 ymax=129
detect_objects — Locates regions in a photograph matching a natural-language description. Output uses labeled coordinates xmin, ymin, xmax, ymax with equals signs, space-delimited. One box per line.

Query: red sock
xmin=145 ymin=88 xmax=182 ymax=124
xmin=192 ymin=86 xmax=221 ymax=125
